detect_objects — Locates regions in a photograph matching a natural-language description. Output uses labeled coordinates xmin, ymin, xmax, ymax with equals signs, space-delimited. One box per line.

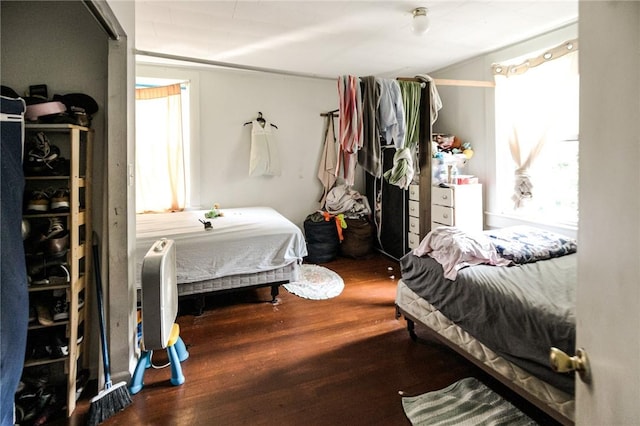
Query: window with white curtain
xmin=135 ymin=81 xmax=191 ymax=213
xmin=494 ymin=40 xmax=579 ymax=226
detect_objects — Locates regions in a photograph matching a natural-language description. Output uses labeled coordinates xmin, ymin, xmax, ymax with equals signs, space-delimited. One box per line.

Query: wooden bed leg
xmin=270 ymin=284 xmax=279 ymax=303
xmin=194 ymin=295 xmax=205 ymax=316
xmin=406 ymin=318 xmax=418 ymax=341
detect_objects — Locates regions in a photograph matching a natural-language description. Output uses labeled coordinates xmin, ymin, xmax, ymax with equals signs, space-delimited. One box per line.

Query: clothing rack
xmin=320 ymin=109 xmax=339 ymax=117
xmin=398 ymin=76 xmax=494 ymax=88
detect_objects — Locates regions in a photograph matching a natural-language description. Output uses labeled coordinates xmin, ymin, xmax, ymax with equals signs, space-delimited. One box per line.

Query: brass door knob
xmin=550 ymin=347 xmax=591 ymax=383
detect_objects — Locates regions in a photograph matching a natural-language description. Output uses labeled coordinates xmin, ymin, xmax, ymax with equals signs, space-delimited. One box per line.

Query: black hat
xmin=53 ymin=93 xmax=99 ymax=116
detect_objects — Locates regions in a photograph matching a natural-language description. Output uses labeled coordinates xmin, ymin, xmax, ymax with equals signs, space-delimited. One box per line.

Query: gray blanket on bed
xmin=400 ymin=252 xmax=576 ymax=394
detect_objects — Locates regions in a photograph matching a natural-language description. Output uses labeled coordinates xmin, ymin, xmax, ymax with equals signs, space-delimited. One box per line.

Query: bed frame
xmin=395 ymin=280 xmax=574 ymax=426
xmin=176 ymin=262 xmax=299 ymax=315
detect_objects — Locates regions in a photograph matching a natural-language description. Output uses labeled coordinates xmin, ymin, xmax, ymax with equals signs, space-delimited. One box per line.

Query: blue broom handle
xmin=92 ymin=235 xmax=112 ymax=389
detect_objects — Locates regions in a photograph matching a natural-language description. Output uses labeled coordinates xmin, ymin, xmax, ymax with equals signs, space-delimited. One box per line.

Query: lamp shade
xmin=411 ymin=7 xmax=430 ymax=35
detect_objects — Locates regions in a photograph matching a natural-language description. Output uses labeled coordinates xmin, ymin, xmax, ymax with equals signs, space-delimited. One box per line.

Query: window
xmin=494 ymin=41 xmax=579 ymax=227
xmin=135 ymin=79 xmax=191 ymax=213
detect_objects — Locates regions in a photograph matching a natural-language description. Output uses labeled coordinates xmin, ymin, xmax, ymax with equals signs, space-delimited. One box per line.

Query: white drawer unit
xmin=407 ymin=184 xmax=421 ymax=250
xmin=431 ymin=184 xmax=482 ymax=232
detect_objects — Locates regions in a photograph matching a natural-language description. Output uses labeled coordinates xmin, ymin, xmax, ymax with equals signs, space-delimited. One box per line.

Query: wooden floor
xmin=63 ymin=253 xmax=562 ymax=426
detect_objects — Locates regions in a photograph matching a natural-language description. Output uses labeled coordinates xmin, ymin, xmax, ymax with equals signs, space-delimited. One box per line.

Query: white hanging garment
xmin=249 ymin=120 xmax=281 ymax=177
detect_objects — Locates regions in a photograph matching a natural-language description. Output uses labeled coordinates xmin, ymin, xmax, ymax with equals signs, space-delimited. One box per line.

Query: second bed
xmin=135 ymin=206 xmax=308 ymax=312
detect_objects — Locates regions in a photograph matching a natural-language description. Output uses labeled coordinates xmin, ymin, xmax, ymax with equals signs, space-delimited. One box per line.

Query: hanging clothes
xmin=384 ymin=81 xmax=422 ymax=189
xmin=317 ymin=114 xmax=338 ymax=207
xmin=357 ymin=76 xmax=382 ymax=178
xmin=377 ymin=78 xmax=405 ymax=148
xmin=415 ymin=74 xmax=443 ymax=125
xmin=249 ymin=120 xmax=281 ymax=177
xmin=337 ymin=75 xmax=363 ymax=186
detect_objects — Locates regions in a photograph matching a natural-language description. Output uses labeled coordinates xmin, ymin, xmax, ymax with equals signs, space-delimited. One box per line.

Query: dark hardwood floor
xmin=63 ymin=253 xmax=562 ymax=426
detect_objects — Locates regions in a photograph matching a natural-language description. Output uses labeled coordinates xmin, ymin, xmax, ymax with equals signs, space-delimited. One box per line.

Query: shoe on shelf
xmin=46 ymin=157 xmax=70 ymax=177
xmin=49 ymin=332 xmax=69 ymax=358
xmin=51 ymin=289 xmax=69 ymax=322
xmin=50 ymin=188 xmax=70 ymax=212
xmin=24 ymin=132 xmax=61 ymax=176
xmin=43 ymin=218 xmax=69 ymax=258
xmin=44 ymin=217 xmax=65 ymax=239
xmin=32 ymin=386 xmax=64 ymax=426
xmin=25 ymin=190 xmax=50 ymax=213
xmin=45 ymin=232 xmax=69 ymax=258
xmin=48 ymin=264 xmax=70 ymax=285
xmin=35 ymin=300 xmax=53 ymax=326
xmin=16 ymin=384 xmax=54 ymax=423
xmin=30 ymin=272 xmax=50 ymax=286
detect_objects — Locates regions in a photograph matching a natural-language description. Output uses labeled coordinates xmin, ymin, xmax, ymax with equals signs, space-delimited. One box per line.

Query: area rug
xmin=283 ymin=264 xmax=344 ymax=300
xmin=402 ymin=377 xmax=538 ymax=426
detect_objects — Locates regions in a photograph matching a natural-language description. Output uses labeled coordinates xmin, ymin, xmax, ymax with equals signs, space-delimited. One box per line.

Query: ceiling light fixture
xmin=411 ymin=7 xmax=431 ymax=35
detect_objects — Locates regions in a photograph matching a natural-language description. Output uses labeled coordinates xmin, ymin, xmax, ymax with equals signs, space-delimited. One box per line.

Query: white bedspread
xmin=135 ymin=207 xmax=307 ymax=286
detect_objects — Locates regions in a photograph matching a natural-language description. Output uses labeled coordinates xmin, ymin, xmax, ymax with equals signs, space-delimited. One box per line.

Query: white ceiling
xmin=134 ymin=1 xmax=578 ymax=79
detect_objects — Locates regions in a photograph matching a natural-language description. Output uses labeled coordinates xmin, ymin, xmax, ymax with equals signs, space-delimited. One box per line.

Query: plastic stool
xmin=129 ymin=323 xmax=189 ymax=394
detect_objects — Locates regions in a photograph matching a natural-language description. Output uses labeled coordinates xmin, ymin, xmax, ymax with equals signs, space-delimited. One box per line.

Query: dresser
xmin=407 ymin=183 xmax=422 ymax=250
xmin=431 ymin=184 xmax=483 ymax=232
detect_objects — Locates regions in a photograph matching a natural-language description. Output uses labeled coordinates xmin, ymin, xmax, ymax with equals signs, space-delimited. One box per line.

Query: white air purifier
xmin=130 ymin=238 xmax=189 ymax=395
xmin=140 ymin=238 xmax=178 ymax=350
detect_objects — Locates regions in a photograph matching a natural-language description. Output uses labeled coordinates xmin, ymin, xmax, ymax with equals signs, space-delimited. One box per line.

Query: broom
xmin=87 ymin=235 xmax=132 ymax=425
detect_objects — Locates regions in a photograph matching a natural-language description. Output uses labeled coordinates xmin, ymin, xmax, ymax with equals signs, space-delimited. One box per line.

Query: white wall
xmin=429 ymin=23 xmax=578 ymax=236
xmin=136 ymin=63 xmax=357 ymax=228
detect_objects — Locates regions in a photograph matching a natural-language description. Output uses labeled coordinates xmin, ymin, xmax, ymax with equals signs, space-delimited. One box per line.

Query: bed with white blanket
xmin=136 ymin=207 xmax=307 ymax=312
xmin=395 ymin=226 xmax=577 ymax=425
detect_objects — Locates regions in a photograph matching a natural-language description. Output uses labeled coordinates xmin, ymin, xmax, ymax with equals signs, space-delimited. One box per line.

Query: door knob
xmin=550 ymin=347 xmax=591 ymax=383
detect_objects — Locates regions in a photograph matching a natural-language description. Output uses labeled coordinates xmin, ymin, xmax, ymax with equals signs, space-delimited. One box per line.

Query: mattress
xmin=396 ymin=279 xmax=575 ymax=423
xmin=135 ymin=207 xmax=307 ymax=290
xmin=399 ymin=251 xmax=576 ymax=394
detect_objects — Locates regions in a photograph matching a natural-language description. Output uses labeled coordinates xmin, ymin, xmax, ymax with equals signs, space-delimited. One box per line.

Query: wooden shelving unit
xmin=22 ymin=124 xmax=93 ymax=416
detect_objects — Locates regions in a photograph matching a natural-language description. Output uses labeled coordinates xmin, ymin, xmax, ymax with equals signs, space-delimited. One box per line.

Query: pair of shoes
xmin=31 ymin=386 xmax=65 ymax=426
xmin=14 ymin=383 xmax=58 ymax=425
xmin=25 ymin=189 xmax=70 ymax=213
xmin=27 ymin=257 xmax=68 ymax=284
xmin=33 ymin=290 xmax=68 ymax=325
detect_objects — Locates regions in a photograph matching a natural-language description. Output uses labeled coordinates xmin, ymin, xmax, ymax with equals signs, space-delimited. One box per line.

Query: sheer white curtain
xmin=494 ymin=42 xmax=579 ymax=209
xmin=135 ymin=84 xmax=186 ymax=213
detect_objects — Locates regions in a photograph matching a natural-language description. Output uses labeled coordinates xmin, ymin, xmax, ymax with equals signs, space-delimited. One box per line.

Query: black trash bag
xmin=339 ymin=216 xmax=374 ymax=259
xmin=303 ymin=212 xmax=339 ymax=264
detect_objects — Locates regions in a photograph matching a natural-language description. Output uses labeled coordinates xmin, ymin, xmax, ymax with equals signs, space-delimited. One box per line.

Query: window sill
xmin=485 ymin=212 xmax=577 ymax=239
